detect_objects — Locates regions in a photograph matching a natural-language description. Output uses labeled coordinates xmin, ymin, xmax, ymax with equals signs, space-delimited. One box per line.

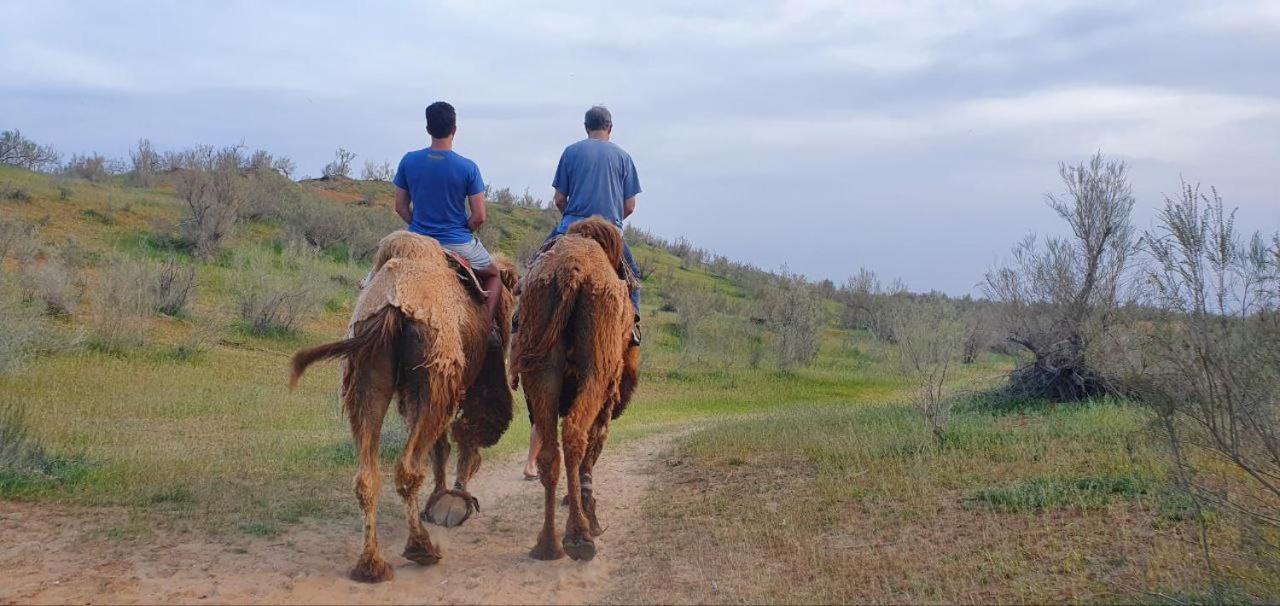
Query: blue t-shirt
xmin=552 ymin=139 xmax=641 ymax=229
xmin=393 ymin=148 xmax=484 ymax=245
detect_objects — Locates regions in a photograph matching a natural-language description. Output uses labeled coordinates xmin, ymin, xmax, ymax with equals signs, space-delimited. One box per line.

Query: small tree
xmin=128 ymin=138 xmax=161 ymax=187
xmin=362 ymin=160 xmax=395 ymax=182
xmin=0 ymin=130 xmax=60 ymax=171
xmin=178 ymin=146 xmax=244 ymax=259
xmin=984 ymin=152 xmax=1136 ymax=401
xmin=762 ymin=269 xmax=823 ymax=369
xmin=1140 ymin=183 xmax=1280 ymax=597
xmin=271 ymin=156 xmax=296 ymax=179
xmin=323 ymin=147 xmax=356 ymax=179
xmin=895 ymin=298 xmax=965 ymax=445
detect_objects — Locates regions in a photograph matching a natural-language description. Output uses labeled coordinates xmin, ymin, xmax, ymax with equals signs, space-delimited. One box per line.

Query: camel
xmin=289 ymin=230 xmax=517 ymax=583
xmin=510 ymin=217 xmax=640 ymax=562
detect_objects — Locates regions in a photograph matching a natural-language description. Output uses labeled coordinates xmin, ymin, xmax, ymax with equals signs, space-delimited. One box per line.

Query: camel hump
xmin=566 ymin=217 xmax=625 ymax=276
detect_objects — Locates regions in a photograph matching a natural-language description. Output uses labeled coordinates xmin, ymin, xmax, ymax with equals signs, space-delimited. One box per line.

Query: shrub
xmin=0 ymin=280 xmax=47 ymax=375
xmin=177 ymin=147 xmax=244 ymax=259
xmin=984 ymin=152 xmax=1136 ymax=402
xmin=838 ymin=267 xmax=907 ymax=342
xmin=361 ymin=160 xmax=395 ymax=181
xmin=88 ymin=258 xmax=155 ymax=352
xmin=235 ymin=272 xmax=319 ymax=337
xmin=1139 ymin=182 xmax=1280 ymax=597
xmin=893 ymin=298 xmax=965 ymax=445
xmin=151 ymin=257 xmax=197 ymax=316
xmin=63 ymin=153 xmax=116 ymax=182
xmin=322 ymin=147 xmax=356 ymax=179
xmin=127 ymin=138 xmax=161 ymax=187
xmin=0 ymin=217 xmax=40 ymax=262
xmin=1 ymin=182 xmax=32 ymax=202
xmin=18 ymin=258 xmax=79 ymax=316
xmin=762 ymin=270 xmax=822 ymax=369
xmin=671 ymin=287 xmax=720 ymax=356
xmin=0 ymin=129 xmax=60 ymax=171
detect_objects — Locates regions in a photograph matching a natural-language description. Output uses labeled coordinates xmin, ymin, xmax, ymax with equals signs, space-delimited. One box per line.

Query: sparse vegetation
xmin=0 ymin=129 xmax=60 ymax=171
xmin=322 ymin=147 xmax=355 ymax=179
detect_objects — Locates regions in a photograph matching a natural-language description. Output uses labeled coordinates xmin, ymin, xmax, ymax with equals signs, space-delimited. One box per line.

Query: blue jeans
xmin=546 ymin=220 xmax=640 ymax=317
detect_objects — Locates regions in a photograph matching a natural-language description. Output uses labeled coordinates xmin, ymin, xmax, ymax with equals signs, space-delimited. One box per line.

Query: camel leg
xmin=528 ymin=369 xmax=565 ymax=560
xmin=581 ymin=411 xmax=611 ymax=537
xmin=424 ymin=438 xmax=482 ymax=528
xmin=396 ymin=384 xmax=456 ymax=565
xmin=346 ymin=357 xmax=396 ymax=583
xmin=561 ymin=378 xmax=608 ymax=562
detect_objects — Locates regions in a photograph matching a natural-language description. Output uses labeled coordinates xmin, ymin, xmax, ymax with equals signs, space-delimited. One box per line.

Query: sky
xmin=3 ymin=0 xmax=1278 ymax=294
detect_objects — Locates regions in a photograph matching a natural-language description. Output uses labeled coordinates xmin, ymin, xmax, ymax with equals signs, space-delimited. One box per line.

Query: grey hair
xmin=584 ymin=105 xmax=612 ymax=131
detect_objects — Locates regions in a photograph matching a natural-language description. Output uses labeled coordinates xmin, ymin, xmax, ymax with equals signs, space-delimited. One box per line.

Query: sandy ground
xmin=0 ymin=432 xmax=678 ymax=605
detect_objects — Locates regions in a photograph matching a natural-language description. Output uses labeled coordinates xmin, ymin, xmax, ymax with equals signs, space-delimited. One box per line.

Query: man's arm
xmin=394 ymin=186 xmax=413 ymax=224
xmin=623 ymin=196 xmax=636 ymax=219
xmin=467 ymin=192 xmax=487 ymax=231
xmin=553 ymin=190 xmax=568 ymax=213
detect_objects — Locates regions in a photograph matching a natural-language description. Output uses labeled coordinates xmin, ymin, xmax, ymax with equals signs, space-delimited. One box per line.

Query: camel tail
xmin=289 ymin=307 xmax=402 ymax=390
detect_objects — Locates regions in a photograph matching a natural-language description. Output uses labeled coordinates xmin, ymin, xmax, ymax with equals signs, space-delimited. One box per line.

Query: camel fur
xmin=510 ymin=217 xmax=640 ymax=562
xmin=289 ymin=230 xmax=517 ymax=583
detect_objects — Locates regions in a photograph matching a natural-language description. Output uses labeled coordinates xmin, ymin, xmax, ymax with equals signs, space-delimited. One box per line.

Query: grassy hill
xmin=1 ymin=161 xmax=1267 ymax=601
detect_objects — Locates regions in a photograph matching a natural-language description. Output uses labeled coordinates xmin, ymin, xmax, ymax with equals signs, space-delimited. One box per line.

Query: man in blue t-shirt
xmin=546 ymin=105 xmax=643 ymax=345
xmin=393 ymin=101 xmax=501 ymax=323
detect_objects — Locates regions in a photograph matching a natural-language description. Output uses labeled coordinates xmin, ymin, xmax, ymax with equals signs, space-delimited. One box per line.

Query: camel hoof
xmin=402 ymin=536 xmax=442 ymax=566
xmin=423 ymin=490 xmax=479 ymax=528
xmin=530 ymin=541 xmax=565 ymax=561
xmin=349 ymin=554 xmax=395 ymax=583
xmin=563 ymin=535 xmax=596 ymax=562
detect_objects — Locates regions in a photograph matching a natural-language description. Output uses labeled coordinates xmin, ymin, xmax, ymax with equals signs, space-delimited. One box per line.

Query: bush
xmin=1 ymin=182 xmax=32 ymax=202
xmin=234 ymin=272 xmax=320 ymax=337
xmin=322 ymin=147 xmax=356 ymax=179
xmin=151 ymin=257 xmax=197 ymax=316
xmin=1139 ymin=182 xmax=1280 ymax=598
xmin=88 ymin=258 xmax=155 ymax=352
xmin=278 ymin=194 xmax=398 ymax=261
xmin=128 ymin=138 xmax=161 ymax=187
xmin=670 ymin=288 xmax=721 ymax=356
xmin=761 ymin=270 xmax=822 ymax=369
xmin=0 ymin=129 xmax=60 ymax=171
xmin=893 ymin=298 xmax=965 ymax=444
xmin=63 ymin=153 xmax=117 ymax=182
xmin=18 ymin=258 xmax=79 ymax=316
xmin=177 ymin=147 xmax=244 ymax=259
xmin=0 ymin=280 xmax=48 ymax=375
xmin=984 ymin=152 xmax=1136 ymax=402
xmin=0 ymin=217 xmax=40 ymax=262
xmin=362 ymin=160 xmax=395 ymax=182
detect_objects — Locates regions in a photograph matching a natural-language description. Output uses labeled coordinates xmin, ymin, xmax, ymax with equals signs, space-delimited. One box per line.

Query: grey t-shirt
xmin=552 ymin=138 xmax=641 ymax=227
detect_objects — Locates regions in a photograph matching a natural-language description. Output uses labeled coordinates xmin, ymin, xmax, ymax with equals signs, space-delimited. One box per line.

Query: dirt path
xmin=0 ymin=431 xmax=681 ymax=605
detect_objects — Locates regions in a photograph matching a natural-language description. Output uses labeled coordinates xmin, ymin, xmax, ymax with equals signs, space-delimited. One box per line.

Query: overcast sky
xmin=4 ymin=1 xmax=1278 ymax=294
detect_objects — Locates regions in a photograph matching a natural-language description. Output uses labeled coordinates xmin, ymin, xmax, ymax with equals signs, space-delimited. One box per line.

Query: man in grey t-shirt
xmin=545 ymin=105 xmax=643 ymax=344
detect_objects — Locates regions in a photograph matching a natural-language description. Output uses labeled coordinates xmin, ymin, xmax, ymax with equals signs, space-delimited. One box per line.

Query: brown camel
xmin=510 ymin=217 xmax=640 ymax=562
xmin=289 ymin=230 xmax=517 ymax=583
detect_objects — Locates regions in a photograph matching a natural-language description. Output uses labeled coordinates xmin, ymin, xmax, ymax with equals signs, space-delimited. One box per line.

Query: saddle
xmin=443 ymin=249 xmax=488 ymax=303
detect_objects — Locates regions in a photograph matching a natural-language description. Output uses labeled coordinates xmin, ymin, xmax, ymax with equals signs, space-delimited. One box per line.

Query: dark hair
xmin=584 ymin=105 xmax=612 ymax=131
xmin=426 ymin=102 xmax=457 ymax=139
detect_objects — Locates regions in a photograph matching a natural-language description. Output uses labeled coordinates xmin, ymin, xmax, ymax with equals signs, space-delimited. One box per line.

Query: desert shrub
xmin=838 ymin=267 xmax=907 ymax=342
xmin=894 ymin=298 xmax=965 ymax=444
xmin=0 ymin=217 xmax=40 ymax=262
xmin=239 ymin=169 xmax=299 ymax=222
xmin=1139 ymin=183 xmax=1280 ymax=598
xmin=362 ymin=160 xmax=395 ymax=182
xmin=127 ymin=138 xmax=161 ymax=187
xmin=151 ymin=257 xmax=197 ymax=316
xmin=0 ymin=129 xmax=60 ymax=171
xmin=0 ymin=398 xmax=49 ymax=477
xmin=322 ymin=147 xmax=356 ymax=179
xmin=984 ymin=152 xmax=1136 ymax=402
xmin=671 ymin=288 xmax=722 ymax=356
xmin=63 ymin=153 xmax=115 ymax=182
xmin=177 ymin=147 xmax=244 ymax=259
xmin=87 ymin=258 xmax=155 ymax=352
xmin=1 ymin=182 xmax=33 ymax=202
xmin=762 ymin=270 xmax=823 ymax=369
xmin=271 ymin=156 xmax=296 ymax=179
xmin=278 ymin=194 xmax=397 ymax=261
xmin=18 ymin=258 xmax=79 ymax=316
xmin=0 ymin=279 xmax=48 ymax=375
xmin=234 ymin=272 xmax=320 ymax=337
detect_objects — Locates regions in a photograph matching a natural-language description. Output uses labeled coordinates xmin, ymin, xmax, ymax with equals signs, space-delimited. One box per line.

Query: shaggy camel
xmin=289 ymin=230 xmax=517 ymax=583
xmin=511 ymin=217 xmax=640 ymax=561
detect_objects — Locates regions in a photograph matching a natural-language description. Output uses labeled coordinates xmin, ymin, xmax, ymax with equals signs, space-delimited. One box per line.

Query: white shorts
xmin=441 ymin=237 xmax=493 ymax=270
